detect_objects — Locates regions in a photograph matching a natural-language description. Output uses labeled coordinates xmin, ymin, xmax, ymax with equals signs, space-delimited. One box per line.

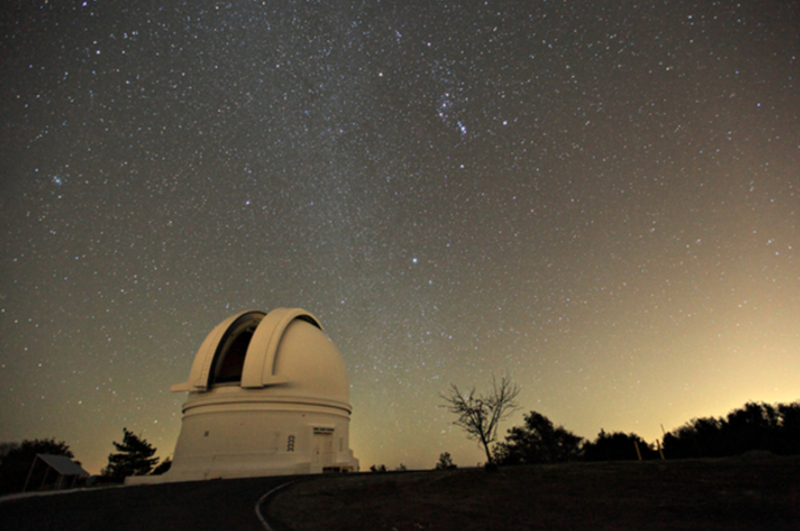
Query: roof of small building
xmin=36 ymin=454 xmax=89 ymax=477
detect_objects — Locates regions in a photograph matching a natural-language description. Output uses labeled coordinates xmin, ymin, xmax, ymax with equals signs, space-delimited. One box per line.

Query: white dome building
xmin=130 ymin=308 xmax=358 ymax=484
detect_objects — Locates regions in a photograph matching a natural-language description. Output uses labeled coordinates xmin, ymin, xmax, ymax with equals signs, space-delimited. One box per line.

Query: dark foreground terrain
xmin=267 ymin=455 xmax=800 ymax=531
xmin=0 ymin=475 xmax=292 ymax=531
xmin=2 ymin=455 xmax=798 ymax=530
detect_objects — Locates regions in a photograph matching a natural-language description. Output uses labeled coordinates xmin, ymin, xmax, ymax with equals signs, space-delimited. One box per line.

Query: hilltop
xmin=266 ymin=455 xmax=800 ymax=531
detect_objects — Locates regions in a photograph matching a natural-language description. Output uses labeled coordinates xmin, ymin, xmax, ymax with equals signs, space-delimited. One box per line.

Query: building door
xmin=312 ymin=428 xmax=334 ymax=469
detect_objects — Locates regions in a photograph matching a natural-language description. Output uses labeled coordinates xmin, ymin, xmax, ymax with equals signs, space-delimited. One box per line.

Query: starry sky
xmin=1 ymin=1 xmax=798 ymax=474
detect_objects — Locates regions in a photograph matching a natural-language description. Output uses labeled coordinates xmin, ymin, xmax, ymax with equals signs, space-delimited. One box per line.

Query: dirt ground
xmin=266 ymin=454 xmax=800 ymax=531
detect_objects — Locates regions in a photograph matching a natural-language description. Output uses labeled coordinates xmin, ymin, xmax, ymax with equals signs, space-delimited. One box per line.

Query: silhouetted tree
xmin=584 ymin=430 xmax=657 ymax=461
xmin=663 ymin=423 xmax=700 ymax=459
xmin=103 ymin=428 xmax=159 ymax=480
xmin=151 ymin=457 xmax=172 ymax=475
xmin=435 ymin=452 xmax=457 ymax=470
xmin=777 ymin=402 xmax=800 ymax=455
xmin=0 ymin=438 xmax=74 ymax=494
xmin=369 ymin=464 xmax=387 ymax=473
xmin=441 ymin=375 xmax=520 ymax=467
xmin=663 ymin=416 xmax=726 ymax=459
xmin=0 ymin=442 xmax=20 ymax=460
xmin=494 ymin=411 xmax=583 ymax=465
xmin=722 ymin=401 xmax=780 ymax=455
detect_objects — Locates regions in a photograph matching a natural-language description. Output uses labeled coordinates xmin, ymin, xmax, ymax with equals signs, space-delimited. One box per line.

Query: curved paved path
xmin=0 ymin=476 xmax=302 ymax=531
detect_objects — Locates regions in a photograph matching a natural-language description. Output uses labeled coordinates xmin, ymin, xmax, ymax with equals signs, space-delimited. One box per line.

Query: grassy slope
xmin=266 ymin=455 xmax=800 ymax=531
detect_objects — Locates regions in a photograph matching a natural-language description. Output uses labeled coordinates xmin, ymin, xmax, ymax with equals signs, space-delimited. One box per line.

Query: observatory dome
xmin=171 ymin=308 xmax=351 ymax=406
xmin=130 ymin=308 xmax=359 ymax=484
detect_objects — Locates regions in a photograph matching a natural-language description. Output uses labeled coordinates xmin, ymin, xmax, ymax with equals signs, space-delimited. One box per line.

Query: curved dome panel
xmin=172 ymin=310 xmax=266 ymax=392
xmin=211 ymin=311 xmax=265 ymax=385
xmin=240 ymin=308 xmax=322 ymax=388
xmin=269 ymin=317 xmax=350 ymax=404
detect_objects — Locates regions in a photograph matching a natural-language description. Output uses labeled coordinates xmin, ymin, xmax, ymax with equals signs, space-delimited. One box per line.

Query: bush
xmin=584 ymin=430 xmax=658 ymax=461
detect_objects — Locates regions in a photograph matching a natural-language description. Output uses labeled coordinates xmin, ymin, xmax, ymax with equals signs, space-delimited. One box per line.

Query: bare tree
xmin=441 ymin=375 xmax=521 ymax=467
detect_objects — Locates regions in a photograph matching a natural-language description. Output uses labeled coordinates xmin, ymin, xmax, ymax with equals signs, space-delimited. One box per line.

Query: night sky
xmin=1 ymin=1 xmax=798 ymax=474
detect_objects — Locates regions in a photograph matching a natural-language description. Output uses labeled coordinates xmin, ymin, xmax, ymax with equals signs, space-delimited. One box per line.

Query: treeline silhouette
xmin=491 ymin=400 xmax=800 ymax=466
xmin=662 ymin=401 xmax=800 ymax=459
